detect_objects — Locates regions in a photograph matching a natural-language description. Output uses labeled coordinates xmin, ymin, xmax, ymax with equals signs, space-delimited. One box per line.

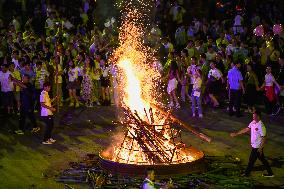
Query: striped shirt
xmin=35 ymin=68 xmax=49 ymax=89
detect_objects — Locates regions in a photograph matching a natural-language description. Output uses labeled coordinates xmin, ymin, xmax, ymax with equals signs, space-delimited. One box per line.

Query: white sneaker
xmin=42 ymin=141 xmax=53 ymax=145
xmin=48 ymin=138 xmax=56 ymax=143
xmin=199 ymin=114 xmax=203 ymax=118
xmin=192 ymin=113 xmax=196 ymax=117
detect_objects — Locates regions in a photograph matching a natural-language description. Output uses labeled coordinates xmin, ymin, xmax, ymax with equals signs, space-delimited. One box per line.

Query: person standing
xmin=207 ymin=61 xmax=224 ymax=107
xmin=11 ymin=74 xmax=39 ymax=134
xmin=0 ymin=64 xmax=14 ymax=115
xmin=9 ymin=63 xmax=21 ymax=113
xmin=260 ymin=66 xmax=281 ymax=115
xmin=191 ymin=69 xmax=203 ymax=118
xmin=230 ymin=111 xmax=274 ymax=177
xmin=52 ymin=56 xmax=63 ymax=107
xmin=245 ymin=64 xmax=259 ymax=113
xmin=34 ymin=61 xmax=49 ymax=112
xmin=227 ymin=62 xmax=245 ymax=117
xmin=81 ymin=57 xmax=94 ymax=107
xmin=167 ymin=61 xmax=181 ymax=109
xmin=40 ymin=82 xmax=57 ymax=145
xmin=66 ymin=60 xmax=80 ymax=108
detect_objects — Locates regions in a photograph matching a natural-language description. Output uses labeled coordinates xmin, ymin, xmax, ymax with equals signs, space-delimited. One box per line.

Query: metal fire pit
xmin=99 ymin=147 xmax=205 ymax=177
xmin=98 ymin=106 xmax=209 ymax=177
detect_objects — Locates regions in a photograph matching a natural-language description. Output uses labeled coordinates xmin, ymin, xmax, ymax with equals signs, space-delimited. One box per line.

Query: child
xmin=40 ymin=82 xmax=57 ymax=144
xmin=191 ymin=69 xmax=203 ymax=117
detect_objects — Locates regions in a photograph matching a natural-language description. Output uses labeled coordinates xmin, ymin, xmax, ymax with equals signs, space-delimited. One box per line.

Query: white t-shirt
xmin=0 ymin=71 xmax=13 ymax=92
xmin=248 ymin=120 xmax=266 ymax=148
xmin=208 ymin=68 xmax=222 ymax=80
xmin=68 ymin=67 xmax=78 ymax=82
xmin=40 ymin=90 xmax=53 ymax=116
xmin=265 ymin=73 xmax=275 ymax=87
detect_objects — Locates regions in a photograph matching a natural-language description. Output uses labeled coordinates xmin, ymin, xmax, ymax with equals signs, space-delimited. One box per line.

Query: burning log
xmin=151 ymin=104 xmax=212 ymax=143
xmin=114 ymin=107 xmax=192 ymax=164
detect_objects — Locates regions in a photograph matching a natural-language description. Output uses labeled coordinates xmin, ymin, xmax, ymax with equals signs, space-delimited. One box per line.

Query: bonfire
xmin=101 ymin=4 xmax=210 ymax=167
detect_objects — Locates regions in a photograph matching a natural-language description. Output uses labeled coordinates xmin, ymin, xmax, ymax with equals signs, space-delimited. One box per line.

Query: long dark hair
xmin=170 ymin=60 xmax=178 ymax=72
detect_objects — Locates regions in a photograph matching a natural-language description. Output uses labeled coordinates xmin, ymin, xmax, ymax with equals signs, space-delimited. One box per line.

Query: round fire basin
xmin=99 ymin=147 xmax=205 ymax=177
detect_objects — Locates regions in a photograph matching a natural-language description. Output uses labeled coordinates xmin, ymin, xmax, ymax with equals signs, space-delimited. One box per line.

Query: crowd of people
xmin=154 ymin=0 xmax=284 ymax=118
xmin=0 ymin=0 xmax=284 ymax=144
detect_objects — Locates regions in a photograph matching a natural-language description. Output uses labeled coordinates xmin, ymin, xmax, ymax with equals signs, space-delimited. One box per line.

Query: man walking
xmin=230 ymin=110 xmax=274 ymax=177
xmin=227 ymin=61 xmax=245 ymax=117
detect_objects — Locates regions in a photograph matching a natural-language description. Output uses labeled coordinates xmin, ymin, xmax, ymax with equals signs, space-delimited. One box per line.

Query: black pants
xmin=245 ymin=148 xmax=273 ymax=175
xmin=229 ymin=89 xmax=242 ymax=116
xmin=35 ymin=89 xmax=42 ymax=112
xmin=264 ymin=96 xmax=276 ymax=115
xmin=245 ymin=84 xmax=257 ymax=108
xmin=42 ymin=116 xmax=54 ymax=142
xmin=19 ymin=109 xmax=37 ymax=131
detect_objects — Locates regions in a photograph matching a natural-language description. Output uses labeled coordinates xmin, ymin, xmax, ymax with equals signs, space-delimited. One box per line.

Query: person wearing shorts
xmin=0 ymin=64 xmax=14 ymax=114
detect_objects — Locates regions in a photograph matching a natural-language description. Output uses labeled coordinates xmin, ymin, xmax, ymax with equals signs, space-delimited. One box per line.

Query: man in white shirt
xmin=230 ymin=111 xmax=274 ymax=177
xmin=0 ymin=64 xmax=14 ymax=114
xmin=40 ymin=82 xmax=57 ymax=145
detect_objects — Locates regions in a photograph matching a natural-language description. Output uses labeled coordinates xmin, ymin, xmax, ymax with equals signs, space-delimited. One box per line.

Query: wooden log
xmin=151 ymin=104 xmax=212 ymax=143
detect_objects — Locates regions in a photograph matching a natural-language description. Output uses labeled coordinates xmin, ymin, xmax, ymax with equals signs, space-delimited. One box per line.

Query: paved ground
xmin=0 ymin=104 xmax=283 ymax=188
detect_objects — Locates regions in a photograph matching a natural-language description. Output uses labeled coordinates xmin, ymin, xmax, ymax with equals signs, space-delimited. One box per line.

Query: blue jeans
xmin=191 ymin=93 xmax=202 ymax=115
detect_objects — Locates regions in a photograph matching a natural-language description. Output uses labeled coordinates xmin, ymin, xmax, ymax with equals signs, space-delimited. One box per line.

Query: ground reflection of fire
xmin=101 ymin=6 xmax=210 ymax=166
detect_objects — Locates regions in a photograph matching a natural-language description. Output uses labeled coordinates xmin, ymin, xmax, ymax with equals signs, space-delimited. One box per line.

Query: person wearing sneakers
xmin=230 ymin=110 xmax=274 ymax=177
xmin=40 ymin=82 xmax=57 ymax=144
xmin=11 ymin=74 xmax=40 ymax=134
xmin=191 ymin=69 xmax=203 ymax=118
xmin=227 ymin=61 xmax=245 ymax=117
